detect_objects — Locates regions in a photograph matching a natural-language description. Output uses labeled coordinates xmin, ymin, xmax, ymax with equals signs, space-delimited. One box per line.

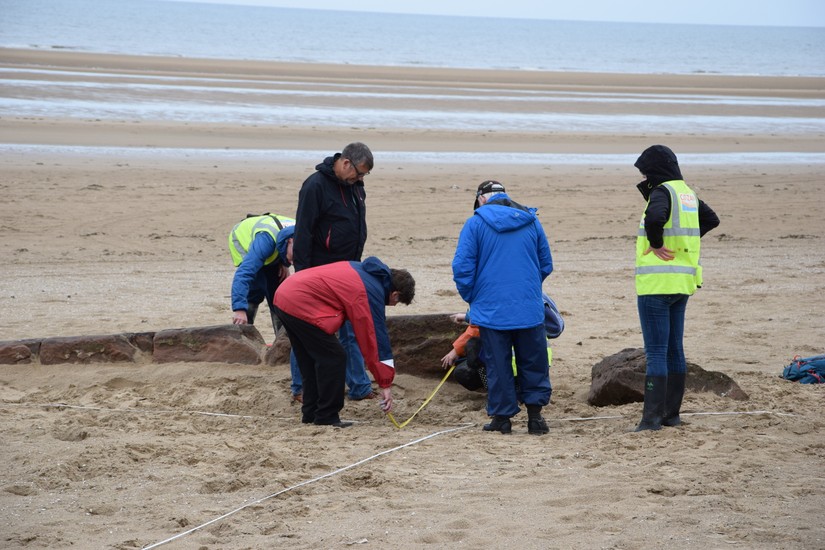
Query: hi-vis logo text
xmin=680 ymin=193 xmax=697 ymax=212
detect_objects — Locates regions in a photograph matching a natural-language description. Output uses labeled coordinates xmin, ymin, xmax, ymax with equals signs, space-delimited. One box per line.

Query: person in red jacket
xmin=273 ymin=257 xmax=415 ymax=427
xmin=292 ymin=142 xmax=375 ymax=402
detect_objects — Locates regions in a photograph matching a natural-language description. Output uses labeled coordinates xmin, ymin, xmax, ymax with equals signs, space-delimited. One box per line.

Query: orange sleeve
xmin=452 ymin=325 xmax=480 ymax=356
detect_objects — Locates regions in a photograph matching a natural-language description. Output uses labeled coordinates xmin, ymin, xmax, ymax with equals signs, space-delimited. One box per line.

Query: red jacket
xmin=274 ymin=258 xmax=395 ymax=387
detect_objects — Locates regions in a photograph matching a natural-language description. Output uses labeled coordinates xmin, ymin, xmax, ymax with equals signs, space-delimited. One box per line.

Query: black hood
xmin=315 ymin=152 xmax=365 ymax=192
xmin=634 ymin=145 xmax=683 ymax=200
xmin=316 ymin=153 xmax=340 ymax=180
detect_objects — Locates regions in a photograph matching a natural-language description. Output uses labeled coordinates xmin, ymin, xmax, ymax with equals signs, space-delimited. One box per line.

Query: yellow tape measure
xmin=387 ymin=364 xmax=455 ymax=429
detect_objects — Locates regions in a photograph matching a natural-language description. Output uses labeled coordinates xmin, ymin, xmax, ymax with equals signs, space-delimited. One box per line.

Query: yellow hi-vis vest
xmin=228 ymin=214 xmax=295 ymax=267
xmin=510 ymin=345 xmax=552 ymax=375
xmin=636 ymin=180 xmax=702 ymax=296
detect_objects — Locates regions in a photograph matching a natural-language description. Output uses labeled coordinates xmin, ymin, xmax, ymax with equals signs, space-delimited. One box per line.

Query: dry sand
xmin=1 ymin=49 xmax=824 ymax=549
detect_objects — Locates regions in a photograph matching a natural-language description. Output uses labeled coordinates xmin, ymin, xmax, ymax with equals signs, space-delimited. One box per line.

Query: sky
xmin=165 ymin=0 xmax=825 ymax=27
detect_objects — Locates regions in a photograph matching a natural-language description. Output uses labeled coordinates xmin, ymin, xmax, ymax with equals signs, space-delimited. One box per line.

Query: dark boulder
xmin=263 ymin=314 xmax=463 ymax=377
xmin=386 ymin=314 xmax=463 ymax=378
xmin=587 ymin=347 xmax=748 ymax=407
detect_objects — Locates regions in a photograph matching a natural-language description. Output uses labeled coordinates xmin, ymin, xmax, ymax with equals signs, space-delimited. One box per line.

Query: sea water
xmin=2 ymin=0 xmax=823 ymax=76
xmin=1 ymin=0 xmax=824 ymax=162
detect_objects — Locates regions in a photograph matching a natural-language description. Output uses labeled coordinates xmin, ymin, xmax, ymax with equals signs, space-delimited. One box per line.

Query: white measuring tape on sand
xmin=4 ymin=399 xmax=796 ymax=547
xmin=142 ymin=423 xmax=473 ymax=549
xmin=134 ymin=407 xmax=794 ymax=548
xmin=12 ymin=402 xmax=260 ymax=418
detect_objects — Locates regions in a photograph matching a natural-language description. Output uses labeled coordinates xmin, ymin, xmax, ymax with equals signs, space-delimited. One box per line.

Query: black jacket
xmin=293 ymin=154 xmax=367 ymax=271
xmin=635 ymin=145 xmax=720 ymax=249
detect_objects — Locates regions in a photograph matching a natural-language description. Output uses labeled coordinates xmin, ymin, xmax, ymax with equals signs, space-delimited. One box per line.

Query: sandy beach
xmin=1 ymin=49 xmax=824 ymax=549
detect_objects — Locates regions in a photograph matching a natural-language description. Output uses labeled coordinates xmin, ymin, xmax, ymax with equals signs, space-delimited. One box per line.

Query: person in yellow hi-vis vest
xmin=228 ymin=213 xmax=294 ymax=330
xmin=633 ymin=145 xmax=720 ymax=431
xmin=229 ymin=214 xmax=301 ymax=401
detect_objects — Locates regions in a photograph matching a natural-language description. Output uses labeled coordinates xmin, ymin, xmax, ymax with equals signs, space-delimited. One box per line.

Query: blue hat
xmin=275 ymin=224 xmax=295 ymax=266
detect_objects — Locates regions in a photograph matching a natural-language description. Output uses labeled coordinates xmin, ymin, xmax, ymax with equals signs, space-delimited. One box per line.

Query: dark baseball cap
xmin=474 ymin=180 xmax=505 ymax=209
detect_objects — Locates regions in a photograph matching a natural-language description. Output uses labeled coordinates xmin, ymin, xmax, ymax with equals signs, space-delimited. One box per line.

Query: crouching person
xmin=273 ymin=257 xmax=415 ymax=427
xmin=442 ymin=293 xmax=563 ymax=392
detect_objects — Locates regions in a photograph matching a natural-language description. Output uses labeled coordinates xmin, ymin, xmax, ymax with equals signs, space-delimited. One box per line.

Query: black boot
xmin=526 ymin=404 xmax=549 ymax=435
xmin=662 ymin=373 xmax=686 ymax=427
xmin=634 ymin=376 xmax=666 ymax=432
xmin=483 ymin=415 xmax=512 ymax=434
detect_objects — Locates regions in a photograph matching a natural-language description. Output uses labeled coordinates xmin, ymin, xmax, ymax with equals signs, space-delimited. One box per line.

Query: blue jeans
xmin=289 ymin=351 xmax=301 ymax=396
xmin=637 ymin=294 xmax=689 ymax=378
xmin=289 ymin=320 xmax=373 ymax=399
xmin=339 ymin=320 xmax=374 ymax=399
xmin=268 ymin=307 xmax=303 ymax=397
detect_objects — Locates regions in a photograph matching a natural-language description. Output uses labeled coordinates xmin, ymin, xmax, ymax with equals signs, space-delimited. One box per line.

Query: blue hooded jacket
xmin=452 ymin=194 xmax=553 ymax=330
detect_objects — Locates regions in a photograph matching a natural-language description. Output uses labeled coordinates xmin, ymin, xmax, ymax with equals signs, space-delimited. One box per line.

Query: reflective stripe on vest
xmin=635 ymin=181 xmax=702 ymax=295
xmin=228 ymin=215 xmax=295 ymax=267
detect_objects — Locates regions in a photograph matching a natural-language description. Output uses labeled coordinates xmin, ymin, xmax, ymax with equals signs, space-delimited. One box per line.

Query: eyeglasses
xmin=348 ymin=158 xmax=370 ymax=179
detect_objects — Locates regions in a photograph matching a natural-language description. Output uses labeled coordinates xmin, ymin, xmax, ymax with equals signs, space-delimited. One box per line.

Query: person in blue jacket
xmin=228 ymin=214 xmax=301 ymax=400
xmin=452 ymin=180 xmax=554 ymax=435
xmin=229 ymin=213 xmax=294 ymax=331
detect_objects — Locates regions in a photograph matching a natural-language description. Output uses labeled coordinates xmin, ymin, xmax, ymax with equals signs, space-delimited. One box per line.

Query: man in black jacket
xmin=291 ymin=142 xmax=376 ymax=400
xmin=293 ymin=143 xmax=371 ymax=271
